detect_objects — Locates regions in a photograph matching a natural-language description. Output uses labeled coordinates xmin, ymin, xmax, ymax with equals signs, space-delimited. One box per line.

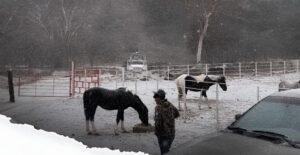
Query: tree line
xmin=0 ymin=0 xmax=300 ymax=69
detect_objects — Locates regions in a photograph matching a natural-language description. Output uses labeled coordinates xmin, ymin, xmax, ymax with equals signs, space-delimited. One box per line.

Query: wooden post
xmin=156 ymin=79 xmax=159 ymax=91
xmin=18 ymin=76 xmax=20 ymax=96
xmin=238 ymin=63 xmax=242 ymax=78
xmin=198 ymin=91 xmax=201 ymax=110
xmin=84 ymin=69 xmax=87 ymax=91
xmin=167 ymin=66 xmax=170 ymax=80
xmin=122 ymin=67 xmax=125 ymax=82
xmin=216 ymin=84 xmax=220 ymax=131
xmin=205 ymin=64 xmax=208 ymax=75
xmin=145 ymin=67 xmax=148 ymax=81
xmin=8 ymin=70 xmax=15 ymax=102
xmin=297 ymin=59 xmax=299 ymax=73
xmin=257 ymin=86 xmax=260 ymax=101
xmin=187 ymin=65 xmax=190 ymax=75
xmin=70 ymin=61 xmax=75 ymax=96
xmin=283 ymin=61 xmax=286 ymax=74
xmin=270 ymin=62 xmax=272 ymax=76
xmin=216 ymin=84 xmax=219 ymax=101
xmin=53 ymin=75 xmax=55 ymax=96
xmin=255 ymin=62 xmax=258 ymax=77
xmin=135 ymin=80 xmax=137 ymax=94
xmin=223 ymin=63 xmax=225 ymax=76
xmin=183 ymin=82 xmax=187 ymax=123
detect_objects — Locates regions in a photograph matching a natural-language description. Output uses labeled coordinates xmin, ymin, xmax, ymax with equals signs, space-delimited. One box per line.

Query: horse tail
xmin=83 ymin=90 xmax=89 ymax=106
xmin=83 ymin=90 xmax=90 ymax=120
xmin=175 ymin=74 xmax=186 ymax=97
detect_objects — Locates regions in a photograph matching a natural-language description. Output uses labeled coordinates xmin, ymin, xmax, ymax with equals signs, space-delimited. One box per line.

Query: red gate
xmin=70 ymin=68 xmax=100 ymax=95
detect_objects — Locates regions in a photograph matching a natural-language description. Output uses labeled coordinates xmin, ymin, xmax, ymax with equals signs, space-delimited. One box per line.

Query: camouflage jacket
xmin=154 ymin=99 xmax=180 ymax=136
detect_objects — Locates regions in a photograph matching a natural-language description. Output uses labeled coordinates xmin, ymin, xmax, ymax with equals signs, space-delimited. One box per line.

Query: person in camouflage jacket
xmin=153 ymin=89 xmax=180 ymax=155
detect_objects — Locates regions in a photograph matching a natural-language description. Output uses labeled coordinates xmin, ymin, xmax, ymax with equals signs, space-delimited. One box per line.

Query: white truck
xmin=126 ymin=52 xmax=147 ymax=72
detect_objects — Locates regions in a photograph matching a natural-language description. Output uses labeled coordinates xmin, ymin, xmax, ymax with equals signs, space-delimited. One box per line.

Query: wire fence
xmin=10 ymin=59 xmax=300 ymax=99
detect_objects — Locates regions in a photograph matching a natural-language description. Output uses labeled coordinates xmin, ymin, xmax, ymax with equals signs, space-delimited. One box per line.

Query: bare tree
xmin=189 ymin=0 xmax=219 ymax=63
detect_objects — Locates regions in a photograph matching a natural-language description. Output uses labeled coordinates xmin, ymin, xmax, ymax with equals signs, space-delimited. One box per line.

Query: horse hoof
xmin=87 ymin=132 xmax=92 ymax=135
xmin=209 ymin=107 xmax=212 ymax=109
xmin=122 ymin=130 xmax=129 ymax=133
xmin=114 ymin=132 xmax=120 ymax=136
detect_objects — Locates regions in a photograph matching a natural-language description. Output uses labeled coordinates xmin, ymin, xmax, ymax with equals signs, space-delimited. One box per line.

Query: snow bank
xmin=0 ymin=115 xmax=147 ymax=155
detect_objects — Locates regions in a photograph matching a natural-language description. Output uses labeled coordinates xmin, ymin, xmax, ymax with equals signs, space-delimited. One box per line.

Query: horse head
xmin=218 ymin=76 xmax=227 ymax=91
xmin=132 ymin=94 xmax=149 ymax=125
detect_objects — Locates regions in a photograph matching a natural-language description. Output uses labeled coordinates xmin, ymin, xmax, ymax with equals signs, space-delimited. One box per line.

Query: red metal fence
xmin=72 ymin=68 xmax=100 ymax=95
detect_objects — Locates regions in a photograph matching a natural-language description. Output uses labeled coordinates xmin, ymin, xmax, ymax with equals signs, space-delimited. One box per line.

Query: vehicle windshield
xmin=231 ymin=96 xmax=300 ymax=143
xmin=129 ymin=61 xmax=144 ymax=65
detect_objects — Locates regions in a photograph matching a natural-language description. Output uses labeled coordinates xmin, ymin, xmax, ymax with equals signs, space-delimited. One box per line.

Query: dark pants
xmin=157 ymin=135 xmax=175 ymax=155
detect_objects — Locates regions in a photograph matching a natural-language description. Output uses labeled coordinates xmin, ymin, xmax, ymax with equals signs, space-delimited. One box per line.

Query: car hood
xmin=169 ymin=132 xmax=299 ymax=155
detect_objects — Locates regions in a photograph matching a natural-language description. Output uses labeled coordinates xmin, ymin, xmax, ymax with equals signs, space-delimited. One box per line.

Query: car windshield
xmin=232 ymin=96 xmax=300 ymax=143
xmin=128 ymin=61 xmax=144 ymax=65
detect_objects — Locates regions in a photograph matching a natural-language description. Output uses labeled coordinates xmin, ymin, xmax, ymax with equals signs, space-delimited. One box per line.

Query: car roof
xmin=269 ymin=88 xmax=300 ymax=99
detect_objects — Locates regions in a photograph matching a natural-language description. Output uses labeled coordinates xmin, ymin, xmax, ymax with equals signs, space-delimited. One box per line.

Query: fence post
xmin=187 ymin=65 xmax=190 ymax=75
xmin=135 ymin=80 xmax=137 ymax=94
xmin=98 ymin=69 xmax=101 ymax=86
xmin=216 ymin=84 xmax=219 ymax=101
xmin=18 ymin=76 xmax=20 ymax=96
xmin=34 ymin=75 xmax=37 ymax=97
xmin=70 ymin=61 xmax=75 ymax=96
xmin=167 ymin=66 xmax=170 ymax=80
xmin=145 ymin=67 xmax=148 ymax=81
xmin=283 ymin=61 xmax=286 ymax=74
xmin=297 ymin=59 xmax=299 ymax=73
xmin=183 ymin=82 xmax=187 ymax=123
xmin=122 ymin=67 xmax=125 ymax=82
xmin=198 ymin=91 xmax=201 ymax=110
xmin=257 ymin=86 xmax=260 ymax=101
xmin=255 ymin=62 xmax=258 ymax=77
xmin=7 ymin=70 xmax=15 ymax=102
xmin=223 ymin=64 xmax=226 ymax=76
xmin=53 ymin=75 xmax=55 ymax=96
xmin=84 ymin=69 xmax=87 ymax=91
xmin=239 ymin=62 xmax=242 ymax=78
xmin=156 ymin=79 xmax=159 ymax=91
xmin=270 ymin=62 xmax=272 ymax=76
xmin=216 ymin=84 xmax=220 ymax=131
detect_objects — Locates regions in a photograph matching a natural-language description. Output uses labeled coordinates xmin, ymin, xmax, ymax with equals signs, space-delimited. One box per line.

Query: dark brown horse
xmin=83 ymin=87 xmax=149 ymax=135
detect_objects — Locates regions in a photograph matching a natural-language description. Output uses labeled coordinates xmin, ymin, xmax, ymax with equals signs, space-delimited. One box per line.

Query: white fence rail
xmin=145 ymin=60 xmax=299 ymax=79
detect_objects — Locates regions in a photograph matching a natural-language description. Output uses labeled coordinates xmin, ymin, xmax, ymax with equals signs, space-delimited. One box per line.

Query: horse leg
xmin=202 ymin=91 xmax=211 ymax=109
xmin=198 ymin=91 xmax=202 ymax=110
xmin=85 ymin=119 xmax=91 ymax=135
xmin=84 ymin=107 xmax=92 ymax=135
xmin=177 ymin=88 xmax=183 ymax=111
xmin=115 ymin=110 xmax=124 ymax=135
xmin=118 ymin=110 xmax=128 ymax=133
xmin=89 ymin=106 xmax=99 ymax=135
xmin=184 ymin=89 xmax=188 ymax=111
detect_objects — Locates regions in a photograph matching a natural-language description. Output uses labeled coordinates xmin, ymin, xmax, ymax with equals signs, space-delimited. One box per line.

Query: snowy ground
xmin=0 ymin=73 xmax=299 ymax=155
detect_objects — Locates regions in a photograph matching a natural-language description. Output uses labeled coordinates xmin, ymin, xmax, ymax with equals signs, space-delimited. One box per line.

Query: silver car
xmin=170 ymin=89 xmax=300 ymax=155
